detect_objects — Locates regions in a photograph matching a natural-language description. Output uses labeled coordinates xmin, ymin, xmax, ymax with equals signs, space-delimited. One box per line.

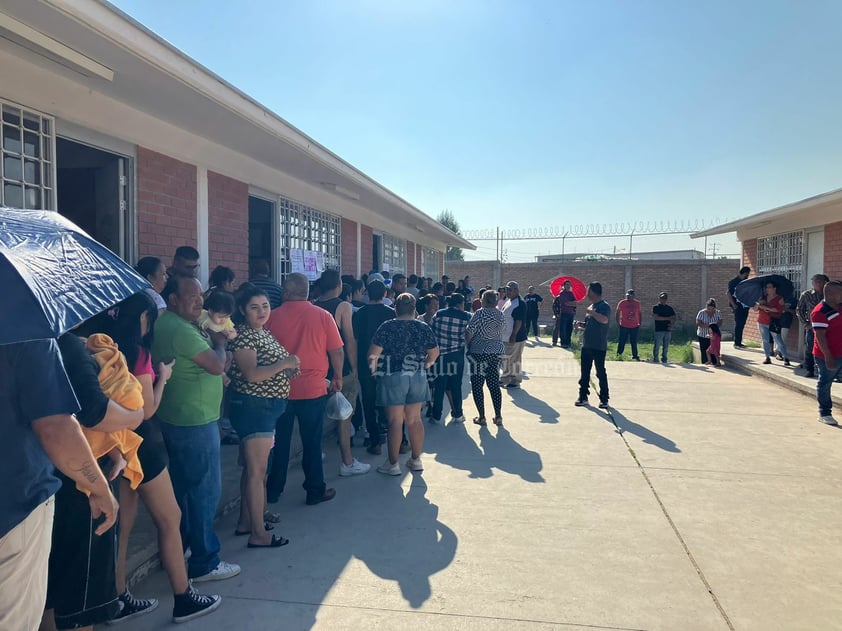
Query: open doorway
xmin=372 ymin=233 xmax=382 ymax=273
xmin=248 ymin=195 xmax=275 ymax=279
xmin=56 ymin=137 xmax=129 ymax=259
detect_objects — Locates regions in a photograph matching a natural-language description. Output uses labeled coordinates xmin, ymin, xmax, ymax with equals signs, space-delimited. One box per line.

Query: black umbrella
xmin=734 ymin=274 xmax=795 ymax=308
xmin=0 ymin=207 xmax=150 ymax=345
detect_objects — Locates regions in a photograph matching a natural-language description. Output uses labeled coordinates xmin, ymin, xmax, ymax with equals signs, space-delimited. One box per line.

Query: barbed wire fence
xmin=461 ymin=218 xmax=734 ymax=262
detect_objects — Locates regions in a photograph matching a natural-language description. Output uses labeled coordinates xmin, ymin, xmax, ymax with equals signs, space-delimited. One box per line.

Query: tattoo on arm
xmin=73 ymin=459 xmax=101 ymax=484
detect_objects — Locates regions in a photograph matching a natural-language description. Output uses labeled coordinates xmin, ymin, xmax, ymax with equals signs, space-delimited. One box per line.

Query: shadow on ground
xmin=505 ymin=387 xmax=560 ymax=424
xmin=591 ymin=407 xmax=680 ymax=453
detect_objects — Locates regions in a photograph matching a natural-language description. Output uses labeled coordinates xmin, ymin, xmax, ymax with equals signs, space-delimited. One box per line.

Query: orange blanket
xmin=78 ymin=333 xmax=145 ymax=491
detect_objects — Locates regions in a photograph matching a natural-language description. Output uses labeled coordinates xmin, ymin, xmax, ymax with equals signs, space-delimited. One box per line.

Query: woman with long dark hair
xmin=135 ymin=256 xmax=167 ymax=312
xmin=85 ymin=292 xmax=221 ymax=624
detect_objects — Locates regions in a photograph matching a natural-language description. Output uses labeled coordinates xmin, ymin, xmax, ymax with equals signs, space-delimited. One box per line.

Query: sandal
xmin=235 ymin=523 xmax=274 ymax=536
xmin=493 ymin=417 xmax=503 ymax=426
xmin=264 ymin=511 xmax=281 ymax=524
xmin=247 ymin=534 xmax=289 ymax=548
xmin=473 ymin=417 xmax=487 ymax=426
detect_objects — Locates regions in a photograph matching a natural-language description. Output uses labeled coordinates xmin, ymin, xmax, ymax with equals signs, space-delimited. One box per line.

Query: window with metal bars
xmin=1 ymin=100 xmax=55 ymax=210
xmin=381 ymin=233 xmax=406 ymax=275
xmin=756 ymin=230 xmax=804 ymax=295
xmin=278 ymin=196 xmax=341 ymax=279
xmin=421 ymin=246 xmax=441 ymax=279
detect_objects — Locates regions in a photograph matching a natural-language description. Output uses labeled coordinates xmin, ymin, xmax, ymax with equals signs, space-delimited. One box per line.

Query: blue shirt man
xmin=576 ymin=282 xmax=612 ymax=408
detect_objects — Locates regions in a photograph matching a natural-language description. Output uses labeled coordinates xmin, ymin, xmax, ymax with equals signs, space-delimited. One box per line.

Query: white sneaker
xmin=376 ymin=460 xmax=401 ymax=476
xmin=818 ymin=415 xmax=839 ymax=426
xmin=406 ymin=456 xmax=424 ymax=472
xmin=191 ymin=561 xmax=241 ymax=583
xmin=451 ymin=415 xmax=466 ymax=423
xmin=339 ymin=458 xmax=371 ymax=476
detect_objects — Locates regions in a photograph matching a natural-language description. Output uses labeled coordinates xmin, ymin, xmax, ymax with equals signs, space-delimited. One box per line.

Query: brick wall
xmin=207 ymin=171 xmax=248 ymax=283
xmin=824 ymin=222 xmax=842 ymax=280
xmin=415 ymin=245 xmax=422 ymax=277
xmin=136 ymin=147 xmax=197 ymax=258
xmin=360 ymin=224 xmax=373 ymax=274
xmin=740 ymin=239 xmax=760 ymax=344
xmin=447 ymin=259 xmax=741 ymax=335
xmin=341 ymin=218 xmax=358 ymax=275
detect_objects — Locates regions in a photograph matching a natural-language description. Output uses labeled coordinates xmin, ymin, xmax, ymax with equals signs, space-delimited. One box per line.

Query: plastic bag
xmin=325 ymin=391 xmax=354 ymax=421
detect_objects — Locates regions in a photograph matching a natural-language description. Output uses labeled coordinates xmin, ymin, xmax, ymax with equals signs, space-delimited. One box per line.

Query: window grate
xmin=0 ymin=100 xmax=55 ymax=210
xmin=278 ymin=196 xmax=341 ymax=279
xmin=381 ymin=233 xmax=406 ymax=275
xmin=756 ymin=230 xmax=804 ymax=295
xmin=421 ymin=246 xmax=440 ymax=279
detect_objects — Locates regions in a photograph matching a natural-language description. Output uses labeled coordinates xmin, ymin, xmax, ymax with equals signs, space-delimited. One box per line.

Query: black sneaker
xmin=107 ymin=590 xmax=158 ymax=624
xmin=598 ymin=401 xmax=610 ymax=409
xmin=173 ymin=585 xmax=221 ymax=624
xmin=574 ymin=398 xmax=588 ymax=407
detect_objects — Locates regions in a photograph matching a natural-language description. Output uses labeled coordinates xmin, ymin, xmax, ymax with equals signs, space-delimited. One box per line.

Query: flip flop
xmin=473 ymin=417 xmax=487 ymax=426
xmin=235 ymin=523 xmax=274 ymax=536
xmin=247 ymin=534 xmax=289 ymax=548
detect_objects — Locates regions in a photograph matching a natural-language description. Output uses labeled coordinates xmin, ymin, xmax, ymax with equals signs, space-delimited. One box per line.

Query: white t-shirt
xmin=145 ymin=288 xmax=166 ymax=310
xmin=501 ymin=297 xmax=521 ymax=340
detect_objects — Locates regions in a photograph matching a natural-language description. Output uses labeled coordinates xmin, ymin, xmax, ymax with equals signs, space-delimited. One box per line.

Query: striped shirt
xmin=696 ymin=308 xmax=722 ymax=339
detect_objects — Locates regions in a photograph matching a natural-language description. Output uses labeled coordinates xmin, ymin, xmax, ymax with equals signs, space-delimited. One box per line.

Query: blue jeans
xmin=432 ymin=350 xmax=466 ymax=419
xmin=653 ymin=331 xmax=671 ymax=362
xmin=815 ymin=356 xmax=842 ymax=416
xmin=267 ymin=396 xmax=327 ymax=502
xmin=159 ymin=421 xmax=221 ymax=578
xmin=758 ymin=323 xmax=787 ymax=359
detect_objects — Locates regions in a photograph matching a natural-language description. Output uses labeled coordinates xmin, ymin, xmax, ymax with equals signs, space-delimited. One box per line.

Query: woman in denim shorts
xmin=368 ymin=293 xmax=440 ymax=476
xmin=228 ymin=286 xmax=299 ymax=548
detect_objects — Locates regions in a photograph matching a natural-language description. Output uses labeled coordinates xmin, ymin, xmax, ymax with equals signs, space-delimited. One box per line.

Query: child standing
xmin=707 ymin=323 xmax=722 ymax=367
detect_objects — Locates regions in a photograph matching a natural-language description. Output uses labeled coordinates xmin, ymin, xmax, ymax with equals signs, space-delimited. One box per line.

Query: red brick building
xmin=0 ymin=1 xmax=471 ymax=287
xmin=692 ymin=188 xmax=842 ymax=353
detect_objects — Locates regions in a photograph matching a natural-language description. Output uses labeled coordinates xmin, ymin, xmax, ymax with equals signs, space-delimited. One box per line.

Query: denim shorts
xmin=376 ymin=370 xmax=430 ymax=407
xmin=228 ymin=391 xmax=287 ymax=441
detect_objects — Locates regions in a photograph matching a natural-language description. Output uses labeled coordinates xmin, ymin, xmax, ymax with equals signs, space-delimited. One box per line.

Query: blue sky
xmin=113 ymin=0 xmax=842 ymax=261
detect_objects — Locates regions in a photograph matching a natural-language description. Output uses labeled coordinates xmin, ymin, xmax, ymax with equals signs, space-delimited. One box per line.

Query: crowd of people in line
xmin=5 ymin=245 xmax=842 ymax=631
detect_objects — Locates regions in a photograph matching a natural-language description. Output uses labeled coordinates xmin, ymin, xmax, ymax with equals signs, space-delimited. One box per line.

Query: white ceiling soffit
xmin=1 ymin=0 xmax=473 ymax=249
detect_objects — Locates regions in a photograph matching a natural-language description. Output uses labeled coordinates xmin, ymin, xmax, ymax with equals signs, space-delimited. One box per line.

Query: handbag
xmin=769 ymin=318 xmax=782 ymax=334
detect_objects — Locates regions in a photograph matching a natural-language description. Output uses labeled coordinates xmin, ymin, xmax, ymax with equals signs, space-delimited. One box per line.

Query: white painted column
xmin=197 ymin=166 xmax=209 ymax=288
xmin=356 ymin=222 xmax=362 ymax=277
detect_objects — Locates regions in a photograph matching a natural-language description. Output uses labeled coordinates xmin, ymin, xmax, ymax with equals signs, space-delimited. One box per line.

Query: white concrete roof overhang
xmin=691 ymin=187 xmax=842 ymax=241
xmin=0 ymin=0 xmax=473 ymax=250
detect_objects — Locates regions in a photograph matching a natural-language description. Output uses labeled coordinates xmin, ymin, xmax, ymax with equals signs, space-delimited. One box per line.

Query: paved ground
xmin=115 ymin=341 xmax=842 ymax=630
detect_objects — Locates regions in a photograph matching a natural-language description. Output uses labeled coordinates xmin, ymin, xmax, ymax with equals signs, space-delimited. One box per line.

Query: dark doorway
xmin=249 ymin=195 xmax=275 ymax=278
xmin=56 ymin=138 xmax=128 ymax=258
xmin=372 ymin=233 xmax=382 ymax=273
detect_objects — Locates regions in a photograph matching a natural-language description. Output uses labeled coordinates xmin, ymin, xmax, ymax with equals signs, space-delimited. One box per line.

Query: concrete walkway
xmin=114 ymin=342 xmax=842 ymax=630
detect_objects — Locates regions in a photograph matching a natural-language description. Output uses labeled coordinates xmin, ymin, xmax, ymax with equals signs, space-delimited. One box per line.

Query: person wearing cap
xmin=552 ymin=280 xmax=577 ymax=348
xmin=500 ymin=281 xmax=528 ymax=388
xmin=616 ymin=289 xmax=642 ymax=361
xmin=652 ymin=292 xmax=677 ymax=363
xmin=798 ymin=274 xmax=829 ymax=378
xmin=367 ymin=273 xmax=393 ymax=307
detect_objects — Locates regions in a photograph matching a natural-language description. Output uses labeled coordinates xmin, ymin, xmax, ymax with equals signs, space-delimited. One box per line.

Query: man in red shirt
xmin=266 ymin=273 xmax=343 ymax=505
xmin=615 ymin=289 xmax=641 ymax=361
xmin=811 ymin=280 xmax=842 ymax=426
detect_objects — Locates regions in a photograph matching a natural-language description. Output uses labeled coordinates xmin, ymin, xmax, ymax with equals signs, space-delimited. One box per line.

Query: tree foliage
xmin=437 ymin=209 xmax=464 ymax=261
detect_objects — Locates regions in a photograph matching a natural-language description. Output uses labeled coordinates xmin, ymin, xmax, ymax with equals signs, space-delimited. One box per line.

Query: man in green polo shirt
xmin=152 ymin=275 xmax=240 ymax=584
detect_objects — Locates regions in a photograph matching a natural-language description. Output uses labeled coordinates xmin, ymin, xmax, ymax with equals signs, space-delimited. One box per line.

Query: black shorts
xmin=135 ymin=415 xmax=169 ymax=485
xmin=46 ymin=467 xmax=119 ymax=628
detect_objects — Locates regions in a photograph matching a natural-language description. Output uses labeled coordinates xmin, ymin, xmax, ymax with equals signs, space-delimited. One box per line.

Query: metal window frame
xmin=0 ymin=98 xmax=56 ymax=210
xmin=756 ymin=230 xmax=805 ymax=295
xmin=278 ymin=195 xmax=341 ymax=280
xmin=421 ymin=246 xmax=440 ymax=279
xmin=381 ymin=233 xmax=406 ymax=275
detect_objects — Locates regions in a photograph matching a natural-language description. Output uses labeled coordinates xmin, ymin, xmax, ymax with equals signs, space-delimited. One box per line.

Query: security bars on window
xmin=1 ymin=100 xmax=55 ymax=210
xmin=381 ymin=233 xmax=406 ymax=275
xmin=421 ymin=246 xmax=440 ymax=279
xmin=278 ymin=196 xmax=341 ymax=279
xmin=756 ymin=230 xmax=804 ymax=295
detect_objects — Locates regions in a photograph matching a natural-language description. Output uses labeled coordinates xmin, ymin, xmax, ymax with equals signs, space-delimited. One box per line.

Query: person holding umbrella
xmin=756 ymin=280 xmax=790 ymax=366
xmin=728 ymin=266 xmax=751 ymax=348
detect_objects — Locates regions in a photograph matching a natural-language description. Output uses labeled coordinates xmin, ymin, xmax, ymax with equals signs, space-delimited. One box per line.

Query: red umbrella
xmin=549 ymin=276 xmax=587 ymax=300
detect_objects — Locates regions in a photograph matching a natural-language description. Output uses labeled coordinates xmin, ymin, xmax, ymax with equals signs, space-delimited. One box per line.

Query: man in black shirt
xmin=652 ymin=292 xmax=677 ymax=363
xmin=575 ymin=282 xmax=611 ymax=408
xmin=728 ymin=266 xmax=751 ymax=348
xmin=523 ymin=286 xmax=544 ymax=341
xmin=352 ymin=280 xmax=395 ymax=454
